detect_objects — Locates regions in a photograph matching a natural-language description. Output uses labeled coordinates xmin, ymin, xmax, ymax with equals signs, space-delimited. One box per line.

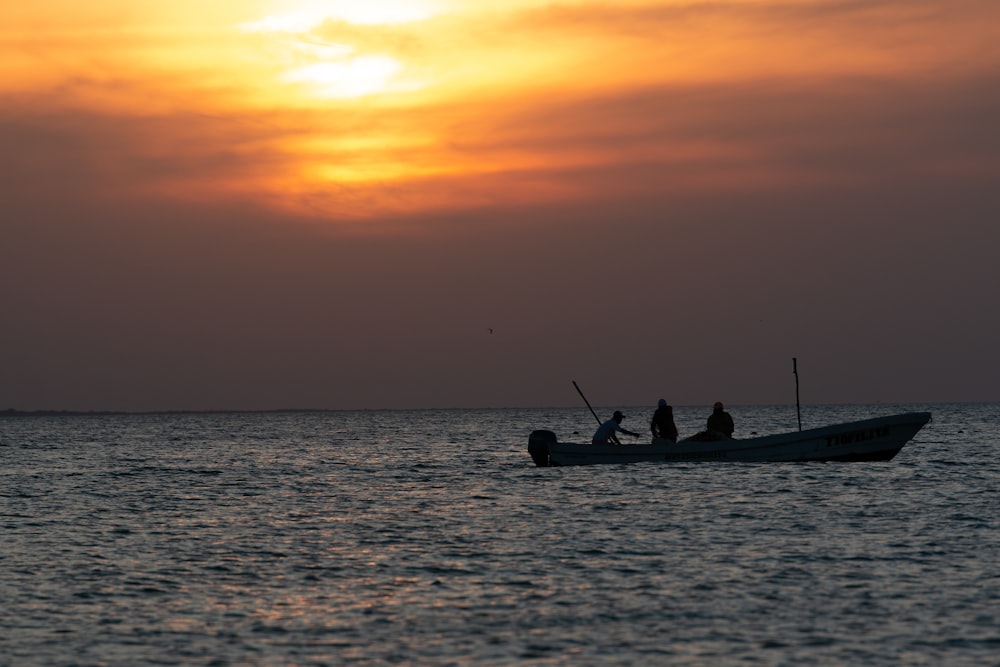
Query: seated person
xmin=706 ymin=401 xmax=735 ymax=438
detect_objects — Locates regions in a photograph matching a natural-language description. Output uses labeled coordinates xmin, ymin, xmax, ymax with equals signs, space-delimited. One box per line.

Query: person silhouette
xmin=706 ymin=401 xmax=735 ymax=438
xmin=651 ymin=399 xmax=678 ymax=442
xmin=592 ymin=410 xmax=641 ymax=444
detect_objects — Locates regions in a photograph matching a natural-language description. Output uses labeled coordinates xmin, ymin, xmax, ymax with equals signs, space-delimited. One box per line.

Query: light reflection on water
xmin=1 ymin=404 xmax=998 ymax=665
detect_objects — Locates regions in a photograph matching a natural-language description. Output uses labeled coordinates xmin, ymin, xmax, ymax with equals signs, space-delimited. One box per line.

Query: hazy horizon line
xmin=1 ymin=401 xmax=987 ymax=417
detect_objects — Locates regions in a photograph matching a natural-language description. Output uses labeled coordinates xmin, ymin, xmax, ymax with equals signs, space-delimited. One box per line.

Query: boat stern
xmin=528 ymin=429 xmax=557 ymax=467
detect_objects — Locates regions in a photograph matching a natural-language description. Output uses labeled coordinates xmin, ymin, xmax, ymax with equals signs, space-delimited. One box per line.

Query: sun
xmin=281 ymin=56 xmax=413 ymax=98
xmin=241 ymin=0 xmax=440 ymax=99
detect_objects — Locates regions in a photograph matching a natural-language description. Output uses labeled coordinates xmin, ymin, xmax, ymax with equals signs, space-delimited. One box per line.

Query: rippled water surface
xmin=2 ymin=404 xmax=998 ymax=666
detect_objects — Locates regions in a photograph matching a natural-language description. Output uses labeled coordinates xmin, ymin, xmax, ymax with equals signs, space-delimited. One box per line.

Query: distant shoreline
xmin=0 ymin=408 xmax=343 ymax=418
xmin=0 ymin=407 xmax=569 ymax=417
xmin=1 ymin=401 xmax=988 ymax=418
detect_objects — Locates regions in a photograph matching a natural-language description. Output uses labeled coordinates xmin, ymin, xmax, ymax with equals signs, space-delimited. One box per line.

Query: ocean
xmin=1 ymin=403 xmax=998 ymax=666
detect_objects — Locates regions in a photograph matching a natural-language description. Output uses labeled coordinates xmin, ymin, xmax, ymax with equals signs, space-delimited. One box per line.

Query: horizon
xmin=1 ymin=399 xmax=987 ymax=417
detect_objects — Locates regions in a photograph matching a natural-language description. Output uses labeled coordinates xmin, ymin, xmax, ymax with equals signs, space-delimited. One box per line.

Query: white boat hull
xmin=528 ymin=412 xmax=932 ymax=466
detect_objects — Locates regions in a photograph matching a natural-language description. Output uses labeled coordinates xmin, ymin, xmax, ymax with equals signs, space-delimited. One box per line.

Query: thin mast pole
xmin=793 ymin=358 xmax=802 ymax=431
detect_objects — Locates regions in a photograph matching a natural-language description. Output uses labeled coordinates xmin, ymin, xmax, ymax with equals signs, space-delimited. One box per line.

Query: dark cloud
xmin=3 ymin=145 xmax=998 ymax=410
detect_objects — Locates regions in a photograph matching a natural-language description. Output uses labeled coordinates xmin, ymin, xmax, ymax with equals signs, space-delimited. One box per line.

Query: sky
xmin=2 ymin=0 xmax=999 ymax=411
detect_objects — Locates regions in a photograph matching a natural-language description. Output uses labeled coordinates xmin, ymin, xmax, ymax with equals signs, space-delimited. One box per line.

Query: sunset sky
xmin=2 ymin=0 xmax=999 ymax=411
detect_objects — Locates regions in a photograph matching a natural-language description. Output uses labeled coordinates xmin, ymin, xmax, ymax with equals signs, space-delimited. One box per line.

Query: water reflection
xmin=0 ymin=404 xmax=994 ymax=666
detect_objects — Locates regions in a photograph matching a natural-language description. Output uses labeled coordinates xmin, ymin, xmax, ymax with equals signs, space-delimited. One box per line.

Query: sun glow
xmin=6 ymin=0 xmax=992 ymax=223
xmin=281 ymin=56 xmax=417 ymax=98
xmin=239 ymin=0 xmax=441 ymax=101
xmin=243 ymin=0 xmax=439 ymax=32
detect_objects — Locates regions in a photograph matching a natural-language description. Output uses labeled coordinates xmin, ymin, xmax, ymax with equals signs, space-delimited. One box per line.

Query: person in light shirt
xmin=592 ymin=410 xmax=641 ymax=444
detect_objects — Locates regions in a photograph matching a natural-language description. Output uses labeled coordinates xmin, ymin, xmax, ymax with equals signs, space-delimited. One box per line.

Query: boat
xmin=527 ymin=411 xmax=932 ymax=466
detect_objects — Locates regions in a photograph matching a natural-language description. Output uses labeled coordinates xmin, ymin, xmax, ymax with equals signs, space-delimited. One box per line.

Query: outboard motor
xmin=528 ymin=429 xmax=557 ymax=467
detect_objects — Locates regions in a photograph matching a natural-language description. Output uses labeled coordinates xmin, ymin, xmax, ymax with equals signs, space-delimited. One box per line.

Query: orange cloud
xmin=2 ymin=0 xmax=998 ymax=223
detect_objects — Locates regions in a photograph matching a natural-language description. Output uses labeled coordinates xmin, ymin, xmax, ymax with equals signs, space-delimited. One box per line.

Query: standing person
xmin=650 ymin=399 xmax=678 ymax=442
xmin=593 ymin=410 xmax=641 ymax=444
xmin=706 ymin=401 xmax=735 ymax=438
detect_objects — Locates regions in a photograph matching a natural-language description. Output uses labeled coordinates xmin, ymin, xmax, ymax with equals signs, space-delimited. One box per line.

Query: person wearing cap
xmin=706 ymin=401 xmax=735 ymax=438
xmin=650 ymin=399 xmax=678 ymax=442
xmin=592 ymin=410 xmax=641 ymax=444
